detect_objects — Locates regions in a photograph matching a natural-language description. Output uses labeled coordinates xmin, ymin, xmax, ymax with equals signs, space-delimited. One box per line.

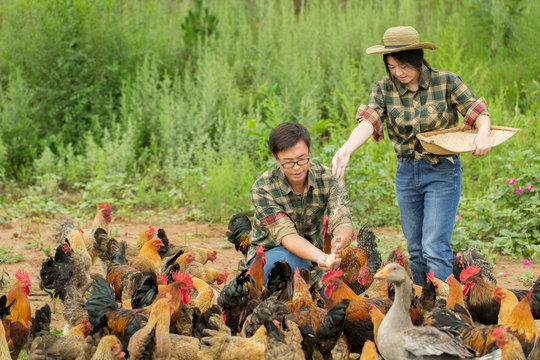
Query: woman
xmin=332 ymin=26 xmax=491 ymax=285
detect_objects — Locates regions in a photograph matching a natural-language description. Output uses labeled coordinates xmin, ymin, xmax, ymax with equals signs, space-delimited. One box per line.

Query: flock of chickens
xmin=0 ymin=204 xmax=539 ymax=360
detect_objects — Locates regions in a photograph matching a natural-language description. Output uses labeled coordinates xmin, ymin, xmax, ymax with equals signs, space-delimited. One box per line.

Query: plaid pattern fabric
xmin=357 ymin=65 xmax=489 ymax=164
xmin=247 ymin=161 xmax=353 ymax=281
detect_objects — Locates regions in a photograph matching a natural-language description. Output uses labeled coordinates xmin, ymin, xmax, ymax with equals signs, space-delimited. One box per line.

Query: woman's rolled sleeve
xmin=450 ymin=75 xmax=489 ymax=128
xmin=356 ymin=83 xmax=386 ymax=141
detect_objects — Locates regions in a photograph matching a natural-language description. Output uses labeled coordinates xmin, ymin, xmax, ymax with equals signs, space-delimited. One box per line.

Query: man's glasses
xmin=278 ymin=157 xmax=310 ymax=169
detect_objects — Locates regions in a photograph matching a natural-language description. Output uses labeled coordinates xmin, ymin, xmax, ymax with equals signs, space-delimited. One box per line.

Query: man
xmin=246 ymin=122 xmax=354 ymax=286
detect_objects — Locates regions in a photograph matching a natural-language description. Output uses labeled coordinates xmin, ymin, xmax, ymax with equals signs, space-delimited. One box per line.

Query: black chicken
xmin=39 ymin=242 xmax=74 ymax=301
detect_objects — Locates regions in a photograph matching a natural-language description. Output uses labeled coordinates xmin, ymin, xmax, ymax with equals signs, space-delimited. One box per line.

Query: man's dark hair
xmin=383 ymin=49 xmax=431 ymax=78
xmin=268 ymin=122 xmax=311 ymax=155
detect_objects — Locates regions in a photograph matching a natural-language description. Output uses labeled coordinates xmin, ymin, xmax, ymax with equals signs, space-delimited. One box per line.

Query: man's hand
xmin=331 ymin=236 xmax=349 ymax=255
xmin=317 ymin=253 xmax=341 ymax=272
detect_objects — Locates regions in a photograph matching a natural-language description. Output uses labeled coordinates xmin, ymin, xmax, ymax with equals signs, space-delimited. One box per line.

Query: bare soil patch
xmin=0 ymin=218 xmax=537 ymax=332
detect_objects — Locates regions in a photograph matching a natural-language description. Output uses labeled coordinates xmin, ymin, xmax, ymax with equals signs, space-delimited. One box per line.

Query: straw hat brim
xmin=416 ymin=126 xmax=520 ymax=155
xmin=366 ymin=42 xmax=437 ymax=55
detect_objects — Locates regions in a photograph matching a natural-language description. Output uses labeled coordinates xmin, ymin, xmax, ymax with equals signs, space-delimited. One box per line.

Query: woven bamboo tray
xmin=416 ymin=126 xmax=520 ymax=155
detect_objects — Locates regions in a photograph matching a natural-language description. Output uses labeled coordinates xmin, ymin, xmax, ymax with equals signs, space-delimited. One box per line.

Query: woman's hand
xmin=472 ymin=131 xmax=491 ymax=156
xmin=332 ymin=147 xmax=351 ymax=178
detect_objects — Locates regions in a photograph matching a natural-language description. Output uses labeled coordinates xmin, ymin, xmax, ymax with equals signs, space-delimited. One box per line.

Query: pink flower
xmin=516 ymin=187 xmax=524 ymax=194
xmin=456 ymin=214 xmax=462 ymax=220
xmin=527 ymin=184 xmax=533 ymax=191
xmin=202 ymin=183 xmax=207 ymax=190
xmin=508 ymin=178 xmax=516 ymax=185
xmin=524 ymin=259 xmax=532 ymax=266
xmin=459 ymin=226 xmax=466 ymax=230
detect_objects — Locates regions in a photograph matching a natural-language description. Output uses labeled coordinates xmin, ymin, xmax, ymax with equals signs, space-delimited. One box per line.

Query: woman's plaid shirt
xmin=246 ymin=161 xmax=353 ymax=276
xmin=357 ymin=65 xmax=489 ymax=164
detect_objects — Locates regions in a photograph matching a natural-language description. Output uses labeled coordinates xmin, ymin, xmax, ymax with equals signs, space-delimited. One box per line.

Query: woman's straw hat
xmin=366 ymin=26 xmax=437 ymax=55
xmin=416 ymin=126 xmax=520 ymax=155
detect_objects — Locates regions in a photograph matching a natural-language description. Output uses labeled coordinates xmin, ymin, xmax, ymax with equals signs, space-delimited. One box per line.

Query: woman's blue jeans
xmin=395 ymin=156 xmax=462 ymax=285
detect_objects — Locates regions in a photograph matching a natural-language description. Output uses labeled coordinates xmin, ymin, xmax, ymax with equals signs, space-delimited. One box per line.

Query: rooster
xmin=84 ymin=275 xmax=149 ymax=354
xmin=340 ymin=227 xmax=381 ymax=294
xmin=65 ymin=228 xmax=92 ymax=290
xmin=3 ymin=270 xmax=31 ymax=359
xmin=248 ymin=244 xmax=266 ymax=294
xmin=218 ymin=268 xmax=260 ymax=334
xmin=151 ymin=271 xmax=193 ymax=328
xmin=225 ymin=213 xmax=252 ymax=256
xmin=322 ymin=269 xmax=392 ymax=353
xmin=260 ymin=260 xmax=294 ymax=302
xmin=127 ymin=296 xmax=174 ymax=360
xmin=39 ymin=242 xmax=74 ymax=301
xmin=54 ymin=203 xmax=113 ymax=266
xmin=106 ymin=241 xmax=145 ymax=302
xmin=288 ymin=296 xmax=351 ymax=360
xmin=461 ymin=265 xmax=500 ymax=324
xmin=289 ymin=268 xmax=315 ymax=313
xmin=27 ymin=304 xmax=90 ymax=360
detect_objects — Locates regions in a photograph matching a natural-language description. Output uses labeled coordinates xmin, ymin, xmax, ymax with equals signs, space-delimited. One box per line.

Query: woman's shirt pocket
xmin=421 ymin=101 xmax=447 ymax=132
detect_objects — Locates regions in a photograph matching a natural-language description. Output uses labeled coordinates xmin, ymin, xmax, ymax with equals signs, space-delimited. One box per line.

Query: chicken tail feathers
xmin=156 ymin=228 xmax=170 ymax=258
xmin=225 ymin=214 xmax=252 ymax=255
xmin=29 ymin=304 xmax=51 ymax=340
xmin=53 ymin=216 xmax=75 ymax=244
xmin=131 ymin=272 xmax=158 ymax=309
xmin=85 ymin=275 xmax=118 ymax=328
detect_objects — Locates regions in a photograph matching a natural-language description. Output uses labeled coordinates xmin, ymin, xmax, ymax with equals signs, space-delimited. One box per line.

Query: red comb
xmin=459 ymin=266 xmax=480 ymax=282
xmin=98 ymin=203 xmax=111 ymax=210
xmin=396 ymin=245 xmax=403 ymax=256
xmin=493 ymin=327 xmax=506 ymax=337
xmin=172 ymin=271 xmax=193 ymax=288
xmin=148 ymin=225 xmax=155 ymax=233
xmin=256 ymin=244 xmax=264 ymax=255
xmin=368 ymin=304 xmax=377 ymax=311
xmin=294 ymin=268 xmax=300 ymax=277
xmin=321 ymin=269 xmax=343 ymax=283
xmin=78 ymin=228 xmax=84 ymax=233
xmin=82 ymin=320 xmax=88 ymax=325
xmin=427 ymin=270 xmax=434 ymax=283
xmin=526 ymin=287 xmax=533 ymax=299
xmin=445 ymin=274 xmax=455 ymax=282
xmin=15 ymin=270 xmax=30 ymax=283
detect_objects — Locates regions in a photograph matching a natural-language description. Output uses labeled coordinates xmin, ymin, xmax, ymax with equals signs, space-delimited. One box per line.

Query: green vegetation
xmin=0 ymin=0 xmax=538 ymax=258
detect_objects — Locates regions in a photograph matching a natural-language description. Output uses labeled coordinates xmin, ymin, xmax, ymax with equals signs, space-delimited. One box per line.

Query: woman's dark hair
xmin=268 ymin=122 xmax=311 ymax=155
xmin=383 ymin=49 xmax=431 ymax=78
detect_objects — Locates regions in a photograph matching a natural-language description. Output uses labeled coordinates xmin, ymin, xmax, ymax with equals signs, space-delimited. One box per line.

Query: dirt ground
xmin=0 ymin=217 xmax=538 ymax=332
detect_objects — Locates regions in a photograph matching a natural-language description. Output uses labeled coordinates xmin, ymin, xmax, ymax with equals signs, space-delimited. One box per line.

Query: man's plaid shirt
xmin=356 ymin=65 xmax=489 ymax=164
xmin=247 ymin=161 xmax=353 ymax=280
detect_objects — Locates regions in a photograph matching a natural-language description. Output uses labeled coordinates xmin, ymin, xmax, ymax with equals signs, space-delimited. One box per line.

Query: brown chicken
xmin=503 ymin=288 xmax=537 ymax=356
xmin=186 ymin=261 xmax=228 ymax=285
xmin=186 ymin=247 xmax=218 ymax=265
xmin=160 ymin=252 xmax=195 ymax=280
xmin=225 ymin=213 xmax=252 ymax=256
xmin=152 ymin=271 xmax=193 ymax=327
xmin=198 ymin=314 xmax=267 ymax=359
xmin=493 ymin=327 xmax=526 ymax=360
xmin=289 ymin=268 xmax=314 ymax=313
xmin=134 ymin=226 xmax=156 ymax=250
xmin=54 ymin=203 xmax=113 ymax=245
xmin=62 ymin=285 xmax=89 ymax=333
xmin=106 ymin=241 xmax=145 ymax=302
xmin=66 ymin=228 xmax=92 ymax=290
xmin=3 ymin=270 xmax=31 ymax=360
xmin=445 ymin=273 xmax=474 ymax=326
xmin=264 ymin=319 xmax=304 ymax=360
xmin=495 ymin=287 xmax=520 ymax=325
xmin=128 ymin=238 xmax=164 ymax=274
xmin=426 ymin=270 xmax=449 ymax=298
xmin=0 ymin=321 xmax=10 ymax=360
xmin=90 ymin=335 xmax=125 ymax=360
xmin=248 ymin=244 xmax=266 ymax=294
xmin=461 ymin=265 xmax=500 ymax=324
xmin=322 ymin=269 xmax=392 ymax=353
xmin=28 ymin=304 xmax=90 ymax=360
xmin=368 ymin=304 xmax=385 ymax=347
xmin=128 ymin=296 xmax=174 ymax=360
xmin=359 ymin=339 xmax=380 ymax=360
xmin=190 ymin=276 xmax=217 ymax=313
xmin=341 ymin=227 xmax=381 ymax=295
